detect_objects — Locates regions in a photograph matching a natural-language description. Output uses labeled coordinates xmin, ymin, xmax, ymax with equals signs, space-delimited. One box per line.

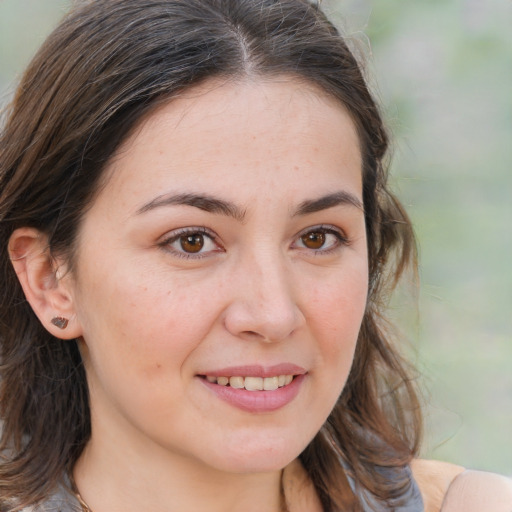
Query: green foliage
xmin=328 ymin=0 xmax=512 ymax=473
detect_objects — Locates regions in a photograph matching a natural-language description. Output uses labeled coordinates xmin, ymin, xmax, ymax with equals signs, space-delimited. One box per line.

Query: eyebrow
xmin=136 ymin=192 xmax=247 ymax=221
xmin=136 ymin=190 xmax=363 ymax=220
xmin=293 ymin=191 xmax=363 ymax=216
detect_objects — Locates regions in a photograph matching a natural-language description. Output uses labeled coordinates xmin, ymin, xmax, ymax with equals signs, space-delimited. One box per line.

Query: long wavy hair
xmin=0 ymin=1 xmax=421 ymax=510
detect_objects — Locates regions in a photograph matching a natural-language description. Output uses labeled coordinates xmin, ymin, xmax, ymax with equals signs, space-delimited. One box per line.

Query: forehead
xmin=101 ymin=76 xmax=363 ymax=210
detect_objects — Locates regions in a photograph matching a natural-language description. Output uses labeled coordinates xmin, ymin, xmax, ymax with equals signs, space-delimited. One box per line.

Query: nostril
xmin=240 ymin=330 xmax=271 ymax=342
xmin=223 ymin=298 xmax=304 ymax=343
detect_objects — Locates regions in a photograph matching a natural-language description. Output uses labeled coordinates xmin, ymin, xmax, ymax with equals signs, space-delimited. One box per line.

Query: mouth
xmin=199 ymin=371 xmax=305 ymax=412
xmin=197 ymin=364 xmax=306 ymax=412
xmin=202 ymin=374 xmax=295 ymax=391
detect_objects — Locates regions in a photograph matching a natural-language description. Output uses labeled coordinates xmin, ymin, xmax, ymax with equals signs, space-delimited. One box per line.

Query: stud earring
xmin=51 ymin=316 xmax=69 ymax=329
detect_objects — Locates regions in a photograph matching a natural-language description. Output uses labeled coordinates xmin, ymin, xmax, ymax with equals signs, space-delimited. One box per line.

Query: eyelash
xmin=158 ymin=224 xmax=349 ymax=260
xmin=293 ymin=225 xmax=349 ymax=255
xmin=158 ymin=227 xmax=223 ymax=260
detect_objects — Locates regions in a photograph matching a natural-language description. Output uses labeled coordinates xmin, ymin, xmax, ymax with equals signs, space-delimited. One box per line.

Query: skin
xmin=8 ymin=77 xmax=512 ymax=511
xmin=50 ymin=78 xmax=367 ymax=511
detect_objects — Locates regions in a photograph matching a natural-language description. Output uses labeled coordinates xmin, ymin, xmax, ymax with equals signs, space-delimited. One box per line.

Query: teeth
xmin=244 ymin=376 xmax=263 ymax=391
xmin=229 ymin=376 xmax=244 ymax=389
xmin=205 ymin=374 xmax=295 ymax=390
xmin=217 ymin=376 xmax=229 ymax=386
xmin=263 ymin=376 xmax=279 ymax=390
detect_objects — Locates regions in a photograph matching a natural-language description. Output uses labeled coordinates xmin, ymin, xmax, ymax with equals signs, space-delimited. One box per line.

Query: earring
xmin=51 ymin=316 xmax=69 ymax=329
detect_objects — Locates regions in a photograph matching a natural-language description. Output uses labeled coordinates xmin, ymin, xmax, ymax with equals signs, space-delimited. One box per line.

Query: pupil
xmin=302 ymin=232 xmax=325 ymax=249
xmin=180 ymin=234 xmax=204 ymax=253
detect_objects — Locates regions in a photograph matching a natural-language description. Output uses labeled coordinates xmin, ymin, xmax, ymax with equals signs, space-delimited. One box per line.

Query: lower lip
xmin=199 ymin=374 xmax=305 ymax=413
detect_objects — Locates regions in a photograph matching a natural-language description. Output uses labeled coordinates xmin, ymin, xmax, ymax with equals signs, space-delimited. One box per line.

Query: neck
xmin=73 ymin=435 xmax=287 ymax=512
xmin=73 ymin=439 xmax=325 ymax=512
xmin=73 ymin=398 xmax=323 ymax=512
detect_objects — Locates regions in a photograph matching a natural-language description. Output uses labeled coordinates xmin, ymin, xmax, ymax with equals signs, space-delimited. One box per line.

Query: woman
xmin=0 ymin=1 xmax=510 ymax=511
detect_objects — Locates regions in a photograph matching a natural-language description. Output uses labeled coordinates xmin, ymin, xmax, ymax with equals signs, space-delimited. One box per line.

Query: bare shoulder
xmin=441 ymin=469 xmax=512 ymax=512
xmin=411 ymin=459 xmax=512 ymax=512
xmin=411 ymin=459 xmax=465 ymax=512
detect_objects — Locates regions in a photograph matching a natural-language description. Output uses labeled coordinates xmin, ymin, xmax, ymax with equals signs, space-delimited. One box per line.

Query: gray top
xmin=19 ymin=464 xmax=424 ymax=512
xmin=15 ymin=481 xmax=82 ymax=512
xmin=350 ymin=463 xmax=424 ymax=511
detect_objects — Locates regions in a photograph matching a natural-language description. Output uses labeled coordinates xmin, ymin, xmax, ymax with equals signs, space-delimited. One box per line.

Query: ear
xmin=8 ymin=227 xmax=83 ymax=340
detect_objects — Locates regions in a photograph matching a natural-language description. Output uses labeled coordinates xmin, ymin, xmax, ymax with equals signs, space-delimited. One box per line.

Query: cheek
xmin=305 ymin=264 xmax=368 ymax=385
xmin=308 ymin=265 xmax=368 ymax=336
xmin=74 ymin=263 xmax=224 ymax=377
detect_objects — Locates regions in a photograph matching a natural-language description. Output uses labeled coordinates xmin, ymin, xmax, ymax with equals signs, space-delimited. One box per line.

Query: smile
xmin=205 ymin=375 xmax=295 ymax=391
xmin=200 ymin=373 xmax=305 ymax=413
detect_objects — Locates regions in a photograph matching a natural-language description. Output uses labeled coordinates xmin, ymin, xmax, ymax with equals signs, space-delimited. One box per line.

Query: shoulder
xmin=441 ymin=469 xmax=512 ymax=512
xmin=411 ymin=459 xmax=512 ymax=512
xmin=411 ymin=459 xmax=465 ymax=512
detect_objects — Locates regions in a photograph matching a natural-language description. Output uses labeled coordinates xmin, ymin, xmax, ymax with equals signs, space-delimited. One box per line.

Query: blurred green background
xmin=1 ymin=0 xmax=511 ymax=474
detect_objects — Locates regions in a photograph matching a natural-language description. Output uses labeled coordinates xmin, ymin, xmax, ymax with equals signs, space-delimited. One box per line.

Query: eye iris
xmin=180 ymin=234 xmax=204 ymax=253
xmin=302 ymin=231 xmax=325 ymax=249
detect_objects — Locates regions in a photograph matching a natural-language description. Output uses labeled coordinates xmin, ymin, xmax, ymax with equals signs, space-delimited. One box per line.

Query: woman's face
xmin=69 ymin=78 xmax=368 ymax=473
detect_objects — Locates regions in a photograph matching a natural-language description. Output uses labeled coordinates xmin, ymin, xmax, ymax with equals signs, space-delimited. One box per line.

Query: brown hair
xmin=0 ymin=0 xmax=421 ymax=510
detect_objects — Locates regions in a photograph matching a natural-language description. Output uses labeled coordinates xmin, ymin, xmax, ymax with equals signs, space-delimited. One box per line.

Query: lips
xmin=198 ymin=364 xmax=306 ymax=413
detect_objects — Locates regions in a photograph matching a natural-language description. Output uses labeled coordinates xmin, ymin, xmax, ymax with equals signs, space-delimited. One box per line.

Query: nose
xmin=223 ymin=252 xmax=305 ymax=343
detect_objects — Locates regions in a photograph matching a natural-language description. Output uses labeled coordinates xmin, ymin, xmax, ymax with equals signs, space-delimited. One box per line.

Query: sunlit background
xmin=1 ymin=0 xmax=511 ymax=474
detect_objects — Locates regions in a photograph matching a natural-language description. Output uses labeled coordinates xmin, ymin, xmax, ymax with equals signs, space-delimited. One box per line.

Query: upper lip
xmin=199 ymin=363 xmax=307 ymax=378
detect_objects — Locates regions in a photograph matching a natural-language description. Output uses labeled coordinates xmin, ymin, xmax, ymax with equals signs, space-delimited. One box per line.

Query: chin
xmin=201 ymin=434 xmax=306 ymax=474
xmin=210 ymin=454 xmax=294 ymax=474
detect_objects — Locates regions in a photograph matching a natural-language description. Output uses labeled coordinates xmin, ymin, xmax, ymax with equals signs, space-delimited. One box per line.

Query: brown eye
xmin=301 ymin=231 xmax=326 ymax=250
xmin=180 ymin=234 xmax=205 ymax=253
xmin=163 ymin=228 xmax=219 ymax=259
xmin=295 ymin=227 xmax=347 ymax=253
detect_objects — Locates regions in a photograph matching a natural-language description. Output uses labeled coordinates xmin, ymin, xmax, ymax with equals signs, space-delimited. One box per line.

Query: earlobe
xmin=8 ymin=227 xmax=83 ymax=339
